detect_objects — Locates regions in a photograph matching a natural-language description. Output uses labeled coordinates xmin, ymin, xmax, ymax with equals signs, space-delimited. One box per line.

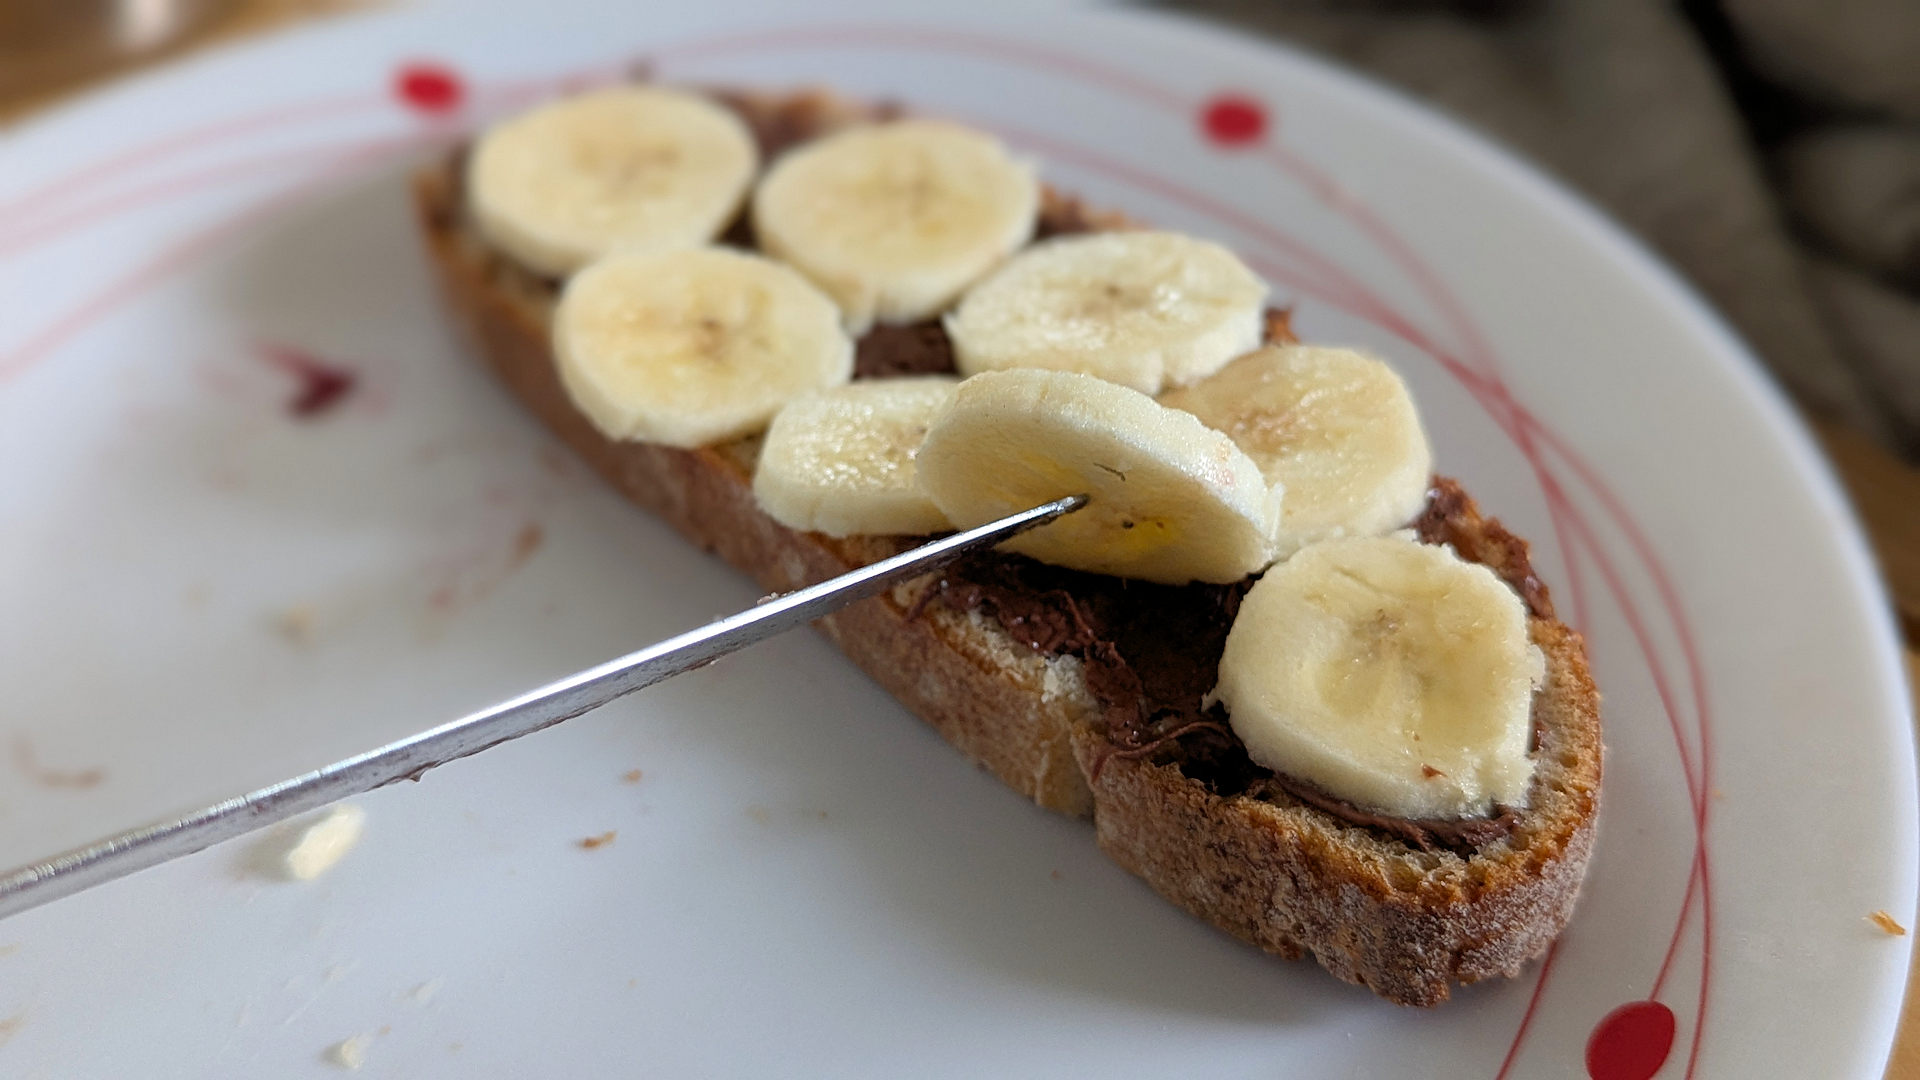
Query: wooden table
xmin=7 ymin=1 xmax=1920 ymax=1073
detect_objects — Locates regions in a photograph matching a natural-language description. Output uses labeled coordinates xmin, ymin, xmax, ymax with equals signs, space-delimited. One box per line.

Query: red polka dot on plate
xmin=1200 ymin=94 xmax=1267 ymax=146
xmin=1585 ymin=1000 xmax=1676 ymax=1080
xmin=394 ymin=62 xmax=465 ymax=114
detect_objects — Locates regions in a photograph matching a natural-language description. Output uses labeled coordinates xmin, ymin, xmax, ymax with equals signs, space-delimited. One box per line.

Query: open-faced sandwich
xmin=412 ymin=84 xmax=1601 ymax=1007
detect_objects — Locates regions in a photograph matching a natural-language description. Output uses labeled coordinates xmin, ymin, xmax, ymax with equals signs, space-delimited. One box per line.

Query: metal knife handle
xmin=0 ymin=494 xmax=1086 ymax=922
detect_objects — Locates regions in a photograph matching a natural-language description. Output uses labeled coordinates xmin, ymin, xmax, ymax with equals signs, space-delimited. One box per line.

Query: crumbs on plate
xmin=325 ymin=1033 xmax=372 ymax=1070
xmin=1868 ymin=910 xmax=1908 ymax=936
xmin=269 ymin=804 xmax=366 ymax=881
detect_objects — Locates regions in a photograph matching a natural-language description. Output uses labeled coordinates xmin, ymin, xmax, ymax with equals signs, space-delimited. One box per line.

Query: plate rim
xmin=1 ymin=2 xmax=1913 ymax=1073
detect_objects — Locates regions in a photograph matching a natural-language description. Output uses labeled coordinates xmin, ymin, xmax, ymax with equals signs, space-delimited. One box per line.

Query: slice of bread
xmin=410 ymin=88 xmax=1600 ymax=1006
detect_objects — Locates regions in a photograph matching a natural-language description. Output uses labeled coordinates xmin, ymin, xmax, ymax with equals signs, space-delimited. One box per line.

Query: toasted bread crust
xmin=411 ymin=95 xmax=1602 ymax=1004
xmin=1076 ymin=616 xmax=1599 ymax=1005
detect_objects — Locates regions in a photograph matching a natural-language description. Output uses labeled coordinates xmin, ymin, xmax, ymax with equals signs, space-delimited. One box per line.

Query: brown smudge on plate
xmin=12 ymin=736 xmax=105 ymax=789
xmin=509 ymin=522 xmax=544 ymax=568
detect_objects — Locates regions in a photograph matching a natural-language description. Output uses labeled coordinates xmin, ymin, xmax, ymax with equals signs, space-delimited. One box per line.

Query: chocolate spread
xmin=1032 ymin=192 xmax=1122 ymax=240
xmin=854 ymin=322 xmax=958 ymax=379
xmin=1413 ymin=480 xmax=1554 ymax=620
xmin=708 ymin=89 xmax=906 ymax=161
xmin=848 ymin=308 xmax=1296 ymax=387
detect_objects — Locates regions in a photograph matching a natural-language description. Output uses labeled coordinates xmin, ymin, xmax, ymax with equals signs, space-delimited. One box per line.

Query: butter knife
xmin=0 ymin=494 xmax=1086 ymax=921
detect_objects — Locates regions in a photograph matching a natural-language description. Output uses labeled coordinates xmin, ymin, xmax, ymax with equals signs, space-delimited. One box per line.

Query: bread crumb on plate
xmin=279 ymin=805 xmax=366 ymax=881
xmin=578 ymin=830 xmax=617 ymax=850
xmin=325 ymin=1033 xmax=372 ymax=1070
xmin=1869 ymin=910 xmax=1907 ymax=935
xmin=275 ymin=605 xmax=317 ymax=645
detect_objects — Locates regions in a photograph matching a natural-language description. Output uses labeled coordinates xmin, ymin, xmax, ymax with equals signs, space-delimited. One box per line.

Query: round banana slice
xmin=1213 ymin=535 xmax=1543 ymax=820
xmin=750 ymin=119 xmax=1039 ymax=332
xmin=467 ymin=86 xmax=759 ymax=277
xmin=1160 ymin=345 xmax=1432 ymax=555
xmin=554 ymin=248 xmax=853 ymax=448
xmin=917 ymin=369 xmax=1277 ymax=584
xmin=753 ymin=377 xmax=959 ymax=538
xmin=943 ymin=230 xmax=1267 ymax=395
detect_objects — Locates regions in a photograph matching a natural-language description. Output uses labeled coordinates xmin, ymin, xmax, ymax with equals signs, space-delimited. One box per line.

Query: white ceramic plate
xmin=1 ymin=3 xmax=1912 ymax=1076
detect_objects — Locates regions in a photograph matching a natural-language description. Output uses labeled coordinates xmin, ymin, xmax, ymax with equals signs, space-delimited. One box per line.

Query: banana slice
xmin=916 ymin=369 xmax=1277 ymax=584
xmin=468 ymin=86 xmax=759 ymax=277
xmin=753 ymin=377 xmax=959 ymax=537
xmin=554 ymin=247 xmax=853 ymax=447
xmin=1160 ymin=345 xmax=1432 ymax=555
xmin=1212 ymin=535 xmax=1543 ymax=820
xmin=943 ymin=230 xmax=1267 ymax=395
xmin=750 ymin=120 xmax=1039 ymax=332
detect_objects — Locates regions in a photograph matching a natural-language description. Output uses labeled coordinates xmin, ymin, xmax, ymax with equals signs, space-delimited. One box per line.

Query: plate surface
xmin=0 ymin=3 xmax=1912 ymax=1076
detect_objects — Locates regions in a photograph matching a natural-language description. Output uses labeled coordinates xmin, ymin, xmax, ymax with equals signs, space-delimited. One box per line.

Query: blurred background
xmin=4 ymin=0 xmax=1918 ymax=1071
